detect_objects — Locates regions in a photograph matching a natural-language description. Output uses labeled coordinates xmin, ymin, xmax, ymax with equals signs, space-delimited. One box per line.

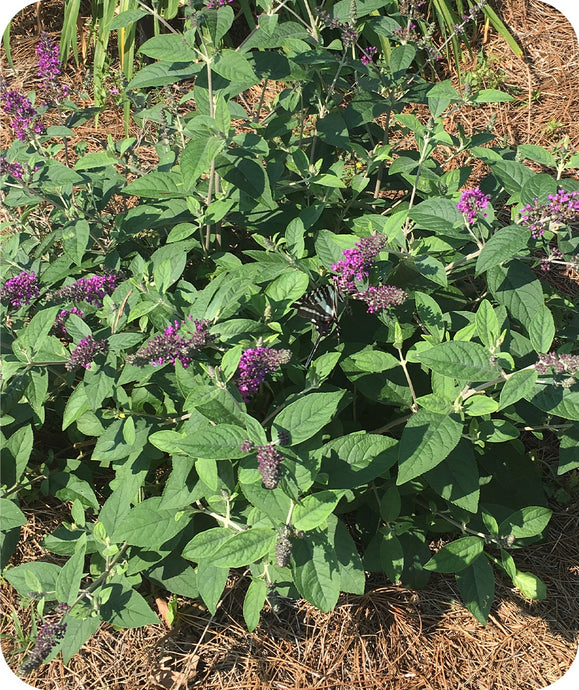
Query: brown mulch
xmin=2 ymin=1 xmax=579 ymax=689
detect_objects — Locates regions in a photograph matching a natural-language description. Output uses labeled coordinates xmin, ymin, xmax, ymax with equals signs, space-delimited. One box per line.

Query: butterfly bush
xmin=0 ymin=157 xmax=25 ymax=180
xmin=331 ymin=234 xmax=388 ymax=293
xmin=519 ymin=189 xmax=579 ymax=239
xmin=66 ymin=336 xmax=108 ymax=371
xmin=36 ymin=32 xmax=69 ymax=103
xmin=256 ymin=444 xmax=283 ymax=489
xmin=128 ymin=317 xmax=214 ymax=368
xmin=534 ymin=353 xmax=579 ymax=376
xmin=457 ymin=187 xmax=491 ymax=225
xmin=353 ymin=285 xmax=408 ymax=313
xmin=0 ymin=89 xmax=44 ymax=141
xmin=275 ymin=534 xmax=293 ymax=567
xmin=1 ymin=271 xmax=39 ymax=308
xmin=235 ymin=347 xmax=291 ymax=401
xmin=52 ymin=307 xmax=86 ymax=337
xmin=19 ymin=603 xmax=70 ymax=674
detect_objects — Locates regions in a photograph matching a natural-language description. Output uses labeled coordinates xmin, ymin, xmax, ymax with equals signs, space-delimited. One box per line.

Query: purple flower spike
xmin=361 ymin=46 xmax=378 ymax=65
xmin=0 ymin=89 xmax=44 ymax=141
xmin=457 ymin=187 xmax=491 ymax=225
xmin=128 ymin=317 xmax=214 ymax=368
xmin=19 ymin=603 xmax=70 ymax=674
xmin=331 ymin=234 xmax=388 ymax=294
xmin=235 ymin=347 xmax=291 ymax=401
xmin=519 ymin=189 xmax=579 ymax=239
xmin=1 ymin=271 xmax=39 ymax=308
xmin=535 ymin=352 xmax=579 ymax=375
xmin=0 ymin=157 xmax=25 ymax=180
xmin=36 ymin=33 xmax=68 ymax=102
xmin=52 ymin=307 xmax=85 ymax=337
xmin=66 ymin=335 xmax=108 ymax=371
xmin=50 ymin=273 xmax=122 ymax=308
xmin=256 ymin=444 xmax=283 ymax=489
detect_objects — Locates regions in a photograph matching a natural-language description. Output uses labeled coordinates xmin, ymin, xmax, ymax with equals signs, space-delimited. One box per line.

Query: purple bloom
xmin=66 ymin=335 xmax=108 ymax=371
xmin=128 ymin=317 xmax=214 ymax=368
xmin=256 ymin=444 xmax=283 ymax=489
xmin=50 ymin=273 xmax=121 ymax=307
xmin=205 ymin=0 xmax=233 ymax=7
xmin=534 ymin=352 xmax=579 ymax=375
xmin=235 ymin=347 xmax=291 ymax=401
xmin=457 ymin=187 xmax=491 ymax=225
xmin=1 ymin=271 xmax=39 ymax=308
xmin=0 ymin=157 xmax=25 ymax=180
xmin=361 ymin=46 xmax=378 ymax=65
xmin=52 ymin=307 xmax=85 ymax=337
xmin=331 ymin=234 xmax=388 ymax=294
xmin=519 ymin=189 xmax=579 ymax=239
xmin=0 ymin=88 xmax=44 ymax=141
xmin=19 ymin=603 xmax=70 ymax=674
xmin=36 ymin=33 xmax=69 ymax=103
xmin=241 ymin=439 xmax=255 ymax=453
xmin=353 ymin=285 xmax=408 ymax=313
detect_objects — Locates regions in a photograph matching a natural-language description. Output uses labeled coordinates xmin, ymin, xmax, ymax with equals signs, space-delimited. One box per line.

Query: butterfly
xmin=292 ymin=284 xmax=340 ymax=368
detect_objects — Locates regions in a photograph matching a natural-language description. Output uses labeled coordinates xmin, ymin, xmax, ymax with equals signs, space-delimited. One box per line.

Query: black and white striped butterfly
xmin=292 ymin=285 xmax=340 ymax=368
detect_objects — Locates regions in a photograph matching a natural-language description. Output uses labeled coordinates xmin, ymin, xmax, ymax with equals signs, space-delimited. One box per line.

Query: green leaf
xmin=512 ymin=570 xmax=547 ymax=600
xmin=293 ymin=491 xmax=341 ymax=532
xmin=212 ymin=49 xmax=258 ymax=84
xmin=197 ymin=561 xmax=228 ymax=614
xmin=424 ymin=536 xmax=484 ymax=573
xmin=22 ymin=306 xmax=60 ymax=354
xmin=471 ymin=89 xmax=515 ymax=103
xmin=417 ymin=341 xmax=499 ymax=381
xmin=380 ymin=532 xmax=404 ymax=584
xmin=0 ymin=498 xmax=27 ymax=531
xmin=425 ymin=441 xmax=480 ymax=513
xmin=243 ymin=579 xmax=267 ymax=632
xmin=292 ymin=533 xmax=340 ymax=613
xmin=196 ymin=456 xmax=219 ymax=492
xmin=55 ymin=538 xmax=87 ymax=606
xmin=557 ymin=426 xmax=579 ymax=475
xmin=182 ymin=527 xmax=233 ymax=562
xmin=62 ymin=384 xmax=92 ymax=430
xmin=413 ymin=255 xmax=448 ymax=287
xmin=112 ymin=498 xmax=190 ymax=548
xmin=526 ymin=386 xmax=579 ymax=421
xmin=475 ymin=299 xmax=499 ymax=349
xmin=74 ymin=151 xmax=118 ymax=170
xmin=409 ymin=198 xmax=462 ymax=237
xmin=456 ymin=555 xmax=495 ymax=625
xmin=397 ymin=410 xmax=463 ymax=484
xmin=499 ymin=368 xmax=538 ymax=409
xmin=528 ymin=305 xmax=555 ymax=353
xmin=127 ymin=61 xmax=203 ymax=90
xmin=139 ymin=34 xmax=197 ymax=62
xmin=489 ymin=160 xmax=534 ymax=194
xmin=317 ymin=110 xmax=349 ymax=148
xmin=389 ymin=44 xmax=416 ymax=77
xmin=146 ymin=556 xmax=199 ymax=599
xmin=475 ymin=225 xmax=529 ymax=275
xmin=60 ymin=615 xmax=102 ymax=665
xmin=3 ymin=424 xmax=33 ymax=486
xmin=210 ymin=528 xmax=276 ymax=568
xmin=181 ymin=134 xmax=225 ymax=189
xmin=487 ymin=261 xmax=545 ymax=326
xmin=498 ymin=506 xmax=551 ymax=539
xmin=4 ymin=561 xmax=61 ymax=599
xmin=415 ymin=292 xmax=445 ymax=342
xmin=332 ymin=518 xmax=365 ymax=595
xmin=123 ymin=171 xmax=185 ymax=199
xmin=100 ymin=580 xmax=159 ymax=628
xmin=517 ymin=144 xmax=557 ymax=167
xmin=318 ymin=433 xmax=398 ymax=489
xmin=272 ymin=391 xmax=345 ymax=446
xmin=463 ymin=395 xmax=500 ymax=416
xmin=150 ymin=424 xmax=247 ymax=460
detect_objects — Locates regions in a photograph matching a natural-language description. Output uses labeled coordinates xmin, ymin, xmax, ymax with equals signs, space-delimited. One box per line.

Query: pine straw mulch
xmin=2 ymin=0 xmax=579 ymax=688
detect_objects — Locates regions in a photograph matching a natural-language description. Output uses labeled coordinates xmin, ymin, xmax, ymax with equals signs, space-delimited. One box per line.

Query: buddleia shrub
xmin=1 ymin=1 xmax=578 ymax=672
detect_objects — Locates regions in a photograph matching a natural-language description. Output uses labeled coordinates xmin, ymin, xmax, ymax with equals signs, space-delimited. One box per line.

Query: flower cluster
xmin=331 ymin=233 xmax=388 ymax=293
xmin=52 ymin=307 xmax=85 ymax=337
xmin=50 ymin=273 xmax=121 ymax=308
xmin=0 ymin=89 xmax=44 ymax=141
xmin=534 ymin=352 xmax=579 ymax=376
xmin=235 ymin=347 xmax=291 ymax=401
xmin=457 ymin=187 xmax=491 ymax=225
xmin=1 ymin=270 xmax=39 ymax=308
xmin=256 ymin=443 xmax=283 ymax=489
xmin=19 ymin=603 xmax=70 ymax=675
xmin=36 ymin=33 xmax=69 ymax=103
xmin=66 ymin=335 xmax=108 ymax=371
xmin=0 ymin=156 xmax=25 ymax=180
xmin=317 ymin=10 xmax=358 ymax=47
xmin=353 ymin=285 xmax=408 ymax=313
xmin=519 ymin=189 xmax=579 ymax=239
xmin=128 ymin=317 xmax=214 ymax=368
xmin=361 ymin=46 xmax=378 ymax=65
xmin=205 ymin=0 xmax=233 ymax=8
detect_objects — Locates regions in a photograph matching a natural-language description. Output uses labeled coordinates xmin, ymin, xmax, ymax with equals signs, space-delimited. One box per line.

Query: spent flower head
xmin=457 ymin=187 xmax=491 ymax=225
xmin=128 ymin=317 xmax=214 ymax=368
xmin=66 ymin=335 xmax=108 ymax=371
xmin=1 ymin=270 xmax=39 ymax=309
xmin=256 ymin=443 xmax=283 ymax=489
xmin=331 ymin=234 xmax=388 ymax=293
xmin=534 ymin=352 xmax=579 ymax=376
xmin=235 ymin=347 xmax=291 ymax=401
xmin=353 ymin=285 xmax=408 ymax=313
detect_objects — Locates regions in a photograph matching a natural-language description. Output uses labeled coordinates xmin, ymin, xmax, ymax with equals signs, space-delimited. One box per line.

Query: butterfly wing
xmin=292 ymin=285 xmax=338 ymax=337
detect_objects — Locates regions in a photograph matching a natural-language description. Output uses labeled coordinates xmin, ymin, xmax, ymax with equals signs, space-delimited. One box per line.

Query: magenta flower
xmin=52 ymin=307 xmax=85 ymax=337
xmin=36 ymin=32 xmax=69 ymax=103
xmin=457 ymin=187 xmax=491 ymax=225
xmin=353 ymin=285 xmax=408 ymax=313
xmin=331 ymin=234 xmax=388 ymax=294
xmin=1 ymin=270 xmax=39 ymax=308
xmin=0 ymin=89 xmax=44 ymax=141
xmin=361 ymin=46 xmax=378 ymax=65
xmin=0 ymin=157 xmax=25 ymax=180
xmin=520 ymin=189 xmax=579 ymax=239
xmin=235 ymin=347 xmax=291 ymax=401
xmin=128 ymin=317 xmax=214 ymax=368
xmin=534 ymin=352 xmax=579 ymax=375
xmin=66 ymin=336 xmax=108 ymax=371
xmin=50 ymin=273 xmax=122 ymax=308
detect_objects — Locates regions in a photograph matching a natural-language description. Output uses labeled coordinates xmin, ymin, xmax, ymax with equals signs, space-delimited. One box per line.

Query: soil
xmin=1 ymin=1 xmax=579 ymax=689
